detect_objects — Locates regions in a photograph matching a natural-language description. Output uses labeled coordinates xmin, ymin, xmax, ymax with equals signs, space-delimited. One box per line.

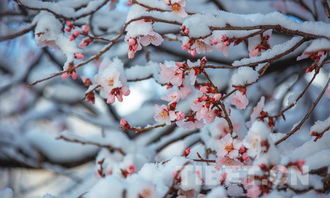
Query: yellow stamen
xmin=225 ymin=143 xmax=234 ymax=152
xmin=171 ymin=3 xmax=181 ymax=12
xmin=107 ymin=78 xmax=114 ymax=86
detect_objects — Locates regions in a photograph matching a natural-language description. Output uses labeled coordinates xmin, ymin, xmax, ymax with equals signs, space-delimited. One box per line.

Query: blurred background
xmin=1 ymin=0 xmax=329 ymax=197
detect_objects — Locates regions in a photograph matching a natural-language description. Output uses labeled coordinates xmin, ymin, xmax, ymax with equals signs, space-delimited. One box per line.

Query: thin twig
xmin=275 ymin=77 xmax=330 ymax=145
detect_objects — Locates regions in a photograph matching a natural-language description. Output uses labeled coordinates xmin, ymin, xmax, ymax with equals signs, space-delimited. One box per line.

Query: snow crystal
xmin=310 ymin=116 xmax=330 ymax=133
xmin=206 ymin=186 xmax=226 ymax=198
xmin=231 ymin=67 xmax=259 ymax=86
xmin=233 ymin=37 xmax=303 ymax=66
xmin=21 ymin=0 xmax=107 ymax=19
xmin=287 ymin=132 xmax=330 ymax=161
xmin=305 ymin=149 xmax=330 ymax=170
xmin=33 ymin=12 xmax=62 ymax=47
xmin=26 ymin=129 xmax=97 ymax=162
xmin=126 ymin=22 xmax=153 ymax=38
xmin=33 ymin=12 xmax=81 ymax=69
xmin=85 ymin=176 xmax=125 ymax=198
xmin=125 ymin=62 xmax=160 ymax=81
xmin=304 ymin=39 xmax=330 ymax=53
xmin=182 ymin=14 xmax=213 ymax=38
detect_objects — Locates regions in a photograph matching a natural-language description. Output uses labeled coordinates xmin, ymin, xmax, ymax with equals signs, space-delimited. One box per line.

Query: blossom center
xmin=225 ymin=143 xmax=234 ymax=152
xmin=171 ymin=3 xmax=181 ymax=12
xmin=107 ymin=78 xmax=115 ymax=86
xmin=159 ymin=110 xmax=169 ymax=119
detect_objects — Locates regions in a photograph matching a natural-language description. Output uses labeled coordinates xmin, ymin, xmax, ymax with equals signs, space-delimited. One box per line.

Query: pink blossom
xmin=74 ymin=52 xmax=84 ymax=59
xmin=217 ymin=134 xmax=242 ymax=159
xmin=182 ymin=39 xmax=193 ymax=51
xmin=165 ymin=0 xmax=188 ymax=18
xmin=160 ymin=63 xmax=184 ymax=86
xmin=213 ymin=93 xmax=222 ymax=101
xmin=65 ymin=21 xmax=72 ymax=27
xmin=85 ymin=92 xmax=95 ymax=104
xmin=97 ymin=69 xmax=122 ymax=91
xmin=139 ymin=32 xmax=164 ymax=47
xmin=244 ymin=133 xmax=262 ymax=157
xmin=217 ymin=121 xmax=240 ymax=138
xmin=246 ymin=184 xmax=261 ymax=198
xmin=231 ymin=91 xmax=249 ymax=110
xmin=162 ymin=90 xmax=181 ymax=103
xmin=188 ymin=69 xmax=198 ymax=85
xmin=249 ymin=97 xmax=265 ymax=124
xmin=216 ymin=156 xmax=243 ymax=166
xmin=176 ymin=117 xmax=204 ymax=129
xmin=69 ymin=30 xmax=80 ymax=41
xmin=297 ymin=51 xmax=326 ymax=66
xmin=181 ymin=25 xmax=189 ymax=35
xmin=95 ymin=58 xmax=130 ymax=104
xmin=210 ymin=34 xmax=230 ymax=56
xmin=249 ymin=48 xmax=260 ymax=57
xmin=127 ymin=0 xmax=133 ymax=6
xmin=127 ymin=165 xmax=136 ymax=175
xmin=191 ymin=99 xmax=218 ymax=123
xmin=61 ymin=67 xmax=77 ymax=80
xmin=107 ymin=86 xmax=130 ymax=104
xmin=189 ymin=49 xmax=196 ymax=56
xmin=154 ymin=105 xmax=176 ymax=125
xmin=191 ymin=40 xmax=212 ymax=54
xmin=199 ymin=86 xmax=211 ymax=94
xmin=178 ymin=83 xmax=192 ymax=98
xmin=79 ymin=37 xmax=93 ymax=48
xmin=182 ymin=147 xmax=191 ymax=157
xmin=187 ymin=59 xmax=202 ymax=85
xmin=120 ymin=119 xmax=131 ymax=130
xmin=127 ymin=37 xmax=142 ymax=59
xmin=175 ymin=111 xmax=185 ymax=121
xmin=82 ymin=25 xmax=89 ymax=34
xmin=195 ymin=106 xmax=217 ymax=123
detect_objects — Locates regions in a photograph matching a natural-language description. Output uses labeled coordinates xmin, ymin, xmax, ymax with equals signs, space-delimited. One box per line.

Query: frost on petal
xmin=162 ymin=90 xmax=181 ymax=103
xmin=246 ymin=184 xmax=261 ymax=198
xmin=154 ymin=105 xmax=172 ymax=125
xmin=179 ymin=84 xmax=192 ymax=98
xmin=94 ymin=57 xmax=130 ymax=103
xmin=192 ymin=40 xmax=212 ymax=54
xmin=171 ymin=0 xmax=188 ymax=18
xmin=107 ymin=94 xmax=116 ymax=104
xmin=33 ymin=12 xmax=62 ymax=47
xmin=159 ymin=62 xmax=184 ymax=86
xmin=139 ymin=35 xmax=151 ymax=46
xmin=148 ymin=32 xmax=164 ymax=46
xmin=174 ymin=8 xmax=188 ymax=18
xmin=231 ymin=92 xmax=249 ymax=110
xmin=121 ymin=86 xmax=130 ymax=96
xmin=244 ymin=121 xmax=271 ymax=158
xmin=139 ymin=32 xmax=163 ymax=47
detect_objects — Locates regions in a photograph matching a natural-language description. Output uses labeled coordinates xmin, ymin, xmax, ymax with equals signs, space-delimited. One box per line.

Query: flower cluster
xmin=94 ymin=58 xmax=130 ymax=104
xmin=125 ymin=18 xmax=164 ymax=59
xmin=248 ymin=32 xmax=272 ymax=57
